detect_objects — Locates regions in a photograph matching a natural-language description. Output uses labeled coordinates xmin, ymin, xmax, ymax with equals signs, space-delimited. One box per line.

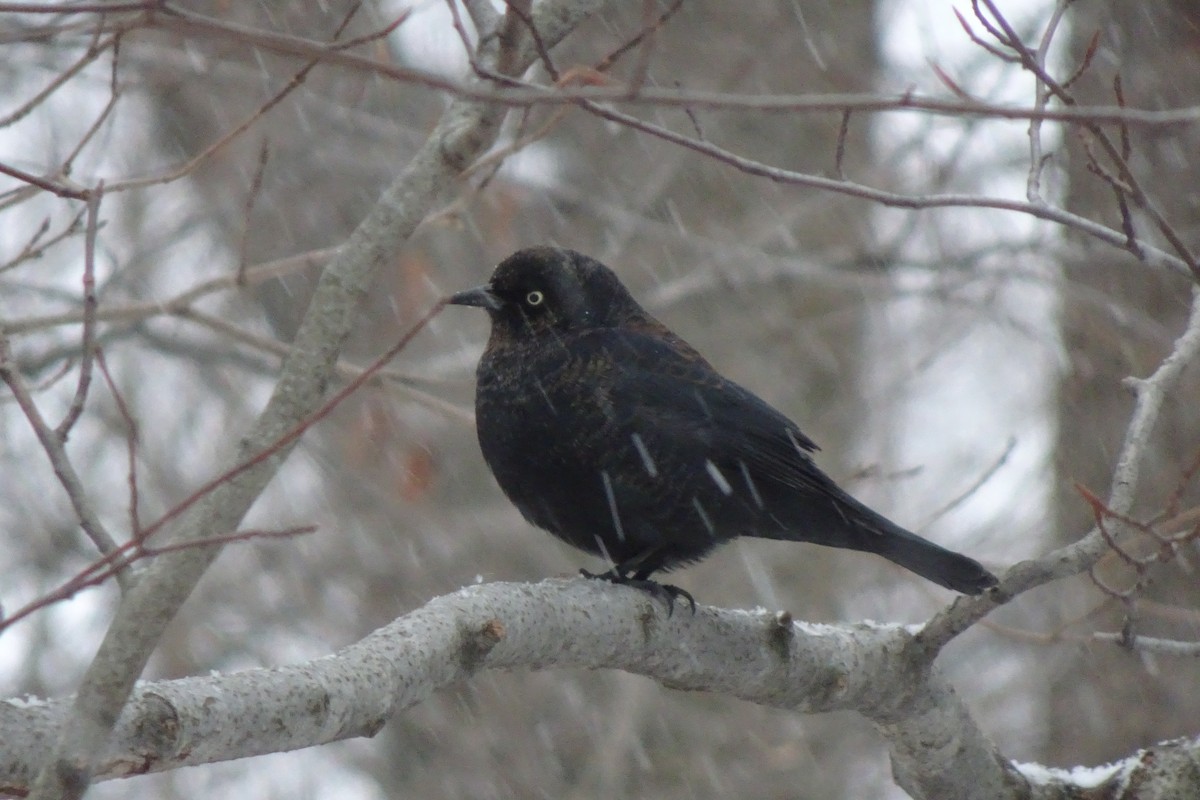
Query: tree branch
xmin=26 ymin=2 xmax=614 ymax=797
xmin=2 ymin=580 xmax=1011 ymax=797
xmin=917 ymin=285 xmax=1200 ymax=650
xmin=4 ymin=579 xmax=1196 ymax=798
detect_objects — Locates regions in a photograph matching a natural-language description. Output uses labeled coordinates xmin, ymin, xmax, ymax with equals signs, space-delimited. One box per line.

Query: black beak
xmin=448 ymin=285 xmax=503 ymax=311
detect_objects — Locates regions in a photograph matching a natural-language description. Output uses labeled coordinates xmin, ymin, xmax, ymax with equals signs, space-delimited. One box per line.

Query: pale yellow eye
xmin=525 ymin=290 xmax=545 ymax=307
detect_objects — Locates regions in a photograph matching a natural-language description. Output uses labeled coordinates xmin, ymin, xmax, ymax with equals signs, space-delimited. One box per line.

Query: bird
xmin=448 ymin=246 xmax=998 ymax=611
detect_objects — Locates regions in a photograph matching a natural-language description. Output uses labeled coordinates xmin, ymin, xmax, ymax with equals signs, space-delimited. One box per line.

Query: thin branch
xmin=172 ymin=306 xmax=473 ymax=424
xmin=834 ymin=109 xmax=851 ymax=179
xmin=2 ymin=247 xmax=336 ymax=334
xmin=625 ymin=0 xmax=660 ymax=93
xmin=0 ymin=332 xmax=126 ymax=583
xmin=235 ymin=139 xmax=270 ymax=281
xmin=0 ymin=525 xmax=314 ymax=634
xmin=101 ymin=45 xmax=323 ymax=194
xmin=30 ymin=3 xmax=609 ymax=793
xmin=976 ymin=0 xmax=1200 ymax=278
xmin=54 ymin=183 xmax=103 ymax=440
xmin=953 ymin=6 xmax=1018 ymax=63
xmin=593 ymin=0 xmax=684 ymax=75
xmin=1024 ymin=0 xmax=1070 ymax=203
xmin=59 ymin=35 xmax=123 ymax=177
xmin=920 ymin=436 xmax=1016 ymax=527
xmin=115 ymin=7 xmax=1200 ymax=128
xmin=1093 ymin=632 xmax=1200 ymax=657
xmin=132 ymin=301 xmax=448 ymax=550
xmin=0 ymin=2 xmax=157 ymax=12
xmin=573 ymin=100 xmax=1195 ymax=279
xmin=94 ymin=349 xmax=140 ymax=536
xmin=0 ymin=31 xmax=122 ymax=129
xmin=916 ymin=286 xmax=1200 ymax=651
xmin=0 ymin=209 xmax=85 ymax=273
xmin=462 ymin=0 xmax=500 ymax=35
xmin=0 ymin=160 xmax=88 ymax=199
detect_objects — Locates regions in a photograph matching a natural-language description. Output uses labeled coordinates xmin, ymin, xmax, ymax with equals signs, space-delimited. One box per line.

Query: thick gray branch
xmin=4 ymin=580 xmax=1195 ymax=799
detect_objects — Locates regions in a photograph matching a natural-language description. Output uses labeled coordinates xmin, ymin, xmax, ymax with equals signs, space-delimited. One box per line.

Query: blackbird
xmin=449 ymin=246 xmax=997 ymax=610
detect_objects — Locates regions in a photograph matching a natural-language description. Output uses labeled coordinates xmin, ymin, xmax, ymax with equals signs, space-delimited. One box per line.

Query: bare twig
xmin=1023 ymin=0 xmax=1070 ymax=203
xmin=30 ymin=3 xmax=607 ymax=794
xmin=0 ymin=2 xmax=157 ymax=12
xmin=500 ymin=0 xmax=556 ymax=80
xmin=0 ymin=525 xmax=314 ymax=635
xmin=1062 ymin=30 xmax=1100 ymax=91
xmin=1093 ymin=631 xmax=1200 ymax=657
xmin=102 ymin=51 xmax=321 ymax=194
xmin=235 ymin=139 xmax=271 ymax=281
xmin=462 ymin=0 xmax=500 ymax=35
xmin=976 ymin=0 xmax=1200 ymax=279
xmin=0 ymin=31 xmax=122 ymax=128
xmin=3 ymin=247 xmax=335 ymax=334
xmin=0 ymin=160 xmax=88 ymax=199
xmin=921 ymin=437 xmax=1016 ymax=527
xmin=54 ymin=183 xmax=103 ymax=440
xmin=953 ymin=7 xmax=1018 ymax=63
xmin=574 ymin=101 xmax=1195 ymax=279
xmin=172 ymin=306 xmax=474 ymax=424
xmin=0 ymin=332 xmax=125 ymax=582
xmin=626 ymin=0 xmax=660 ymax=94
xmin=834 ymin=109 xmax=852 ymax=179
xmin=915 ymin=286 xmax=1200 ymax=652
xmin=94 ymin=349 xmax=140 ymax=536
xmin=126 ymin=2 xmax=1200 ymax=130
xmin=132 ymin=300 xmax=447 ymax=549
xmin=0 ymin=209 xmax=86 ymax=273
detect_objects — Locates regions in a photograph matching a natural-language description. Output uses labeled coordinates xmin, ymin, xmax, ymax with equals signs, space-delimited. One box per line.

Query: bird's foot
xmin=580 ymin=568 xmax=697 ymax=616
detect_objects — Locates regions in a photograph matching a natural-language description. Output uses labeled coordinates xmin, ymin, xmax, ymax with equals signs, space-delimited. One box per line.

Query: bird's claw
xmin=580 ymin=568 xmax=697 ymax=616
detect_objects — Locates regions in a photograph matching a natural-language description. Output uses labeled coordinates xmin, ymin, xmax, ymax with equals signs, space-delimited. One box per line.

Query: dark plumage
xmin=449 ymin=246 xmax=997 ymax=610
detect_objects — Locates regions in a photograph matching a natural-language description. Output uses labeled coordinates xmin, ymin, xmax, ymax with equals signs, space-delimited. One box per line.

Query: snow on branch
xmin=4 ymin=579 xmax=1197 ymax=799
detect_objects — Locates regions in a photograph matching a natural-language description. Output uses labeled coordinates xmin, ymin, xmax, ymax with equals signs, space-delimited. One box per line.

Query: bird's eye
xmin=525 ymin=290 xmax=545 ymax=307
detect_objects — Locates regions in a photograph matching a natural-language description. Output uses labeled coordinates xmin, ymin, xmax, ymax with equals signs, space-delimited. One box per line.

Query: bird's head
xmin=448 ymin=246 xmax=648 ymax=337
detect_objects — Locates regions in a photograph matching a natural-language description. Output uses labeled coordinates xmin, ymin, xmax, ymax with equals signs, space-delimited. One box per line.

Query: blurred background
xmin=1 ymin=1 xmax=1198 ymax=797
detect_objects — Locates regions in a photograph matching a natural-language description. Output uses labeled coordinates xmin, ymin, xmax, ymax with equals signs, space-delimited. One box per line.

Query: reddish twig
xmin=1062 ymin=30 xmax=1100 ymax=90
xmin=133 ymin=300 xmax=448 ymax=547
xmin=929 ymin=60 xmax=975 ymax=101
xmin=102 ymin=52 xmax=320 ymax=194
xmin=953 ymin=6 xmax=1018 ymax=62
xmin=331 ymin=6 xmax=413 ymax=52
xmin=975 ymin=0 xmax=1200 ymax=280
xmin=0 ymin=525 xmax=314 ymax=634
xmin=501 ymin=0 xmax=557 ymax=80
xmin=593 ymin=0 xmax=683 ymax=75
xmin=626 ymin=0 xmax=660 ymax=94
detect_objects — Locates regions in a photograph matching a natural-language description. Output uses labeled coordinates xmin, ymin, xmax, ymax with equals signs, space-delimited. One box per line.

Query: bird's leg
xmin=580 ymin=550 xmax=696 ymax=616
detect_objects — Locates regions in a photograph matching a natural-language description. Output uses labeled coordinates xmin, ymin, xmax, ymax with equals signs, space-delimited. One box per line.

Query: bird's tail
xmin=868 ymin=521 xmax=998 ymax=594
xmin=760 ymin=496 xmax=998 ymax=595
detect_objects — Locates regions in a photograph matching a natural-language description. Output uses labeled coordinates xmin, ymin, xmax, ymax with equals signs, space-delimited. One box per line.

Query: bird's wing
xmin=582 ymin=327 xmax=831 ymax=494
